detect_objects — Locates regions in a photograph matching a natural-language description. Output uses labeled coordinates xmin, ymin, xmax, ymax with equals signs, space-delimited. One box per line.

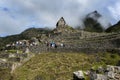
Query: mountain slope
xmin=0 ymin=34 xmax=26 ymax=50
xmin=83 ymin=11 xmax=104 ymax=32
xmin=106 ymin=21 xmax=120 ymax=32
xmin=21 ymin=28 xmax=52 ymax=39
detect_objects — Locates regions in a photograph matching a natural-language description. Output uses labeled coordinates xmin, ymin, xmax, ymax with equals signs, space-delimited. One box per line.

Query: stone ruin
xmin=0 ymin=45 xmax=34 ymax=73
xmin=56 ymin=17 xmax=66 ymax=28
xmin=54 ymin=17 xmax=68 ymax=33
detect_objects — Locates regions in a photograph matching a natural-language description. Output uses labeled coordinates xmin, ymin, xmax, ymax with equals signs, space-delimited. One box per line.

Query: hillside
xmin=83 ymin=11 xmax=104 ymax=32
xmin=21 ymin=28 xmax=52 ymax=39
xmin=0 ymin=34 xmax=25 ymax=50
xmin=12 ymin=52 xmax=120 ymax=80
xmin=106 ymin=21 xmax=120 ymax=32
xmin=0 ymin=28 xmax=52 ymax=50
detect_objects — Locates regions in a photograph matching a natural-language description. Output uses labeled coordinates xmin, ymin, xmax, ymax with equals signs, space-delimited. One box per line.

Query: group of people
xmin=46 ymin=41 xmax=65 ymax=48
xmin=4 ymin=39 xmax=39 ymax=51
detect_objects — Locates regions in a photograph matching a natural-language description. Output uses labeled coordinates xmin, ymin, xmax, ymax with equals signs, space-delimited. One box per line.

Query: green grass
xmin=12 ymin=52 xmax=120 ymax=80
xmin=0 ymin=68 xmax=12 ymax=80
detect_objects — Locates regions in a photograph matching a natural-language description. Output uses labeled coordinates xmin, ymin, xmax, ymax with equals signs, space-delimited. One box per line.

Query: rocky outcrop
xmin=106 ymin=65 xmax=120 ymax=80
xmin=74 ymin=65 xmax=120 ymax=80
xmin=93 ymin=65 xmax=120 ymax=80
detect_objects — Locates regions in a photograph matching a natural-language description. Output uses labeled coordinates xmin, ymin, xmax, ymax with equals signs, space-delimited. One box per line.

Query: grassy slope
xmin=13 ymin=52 xmax=120 ymax=80
xmin=0 ymin=68 xmax=12 ymax=80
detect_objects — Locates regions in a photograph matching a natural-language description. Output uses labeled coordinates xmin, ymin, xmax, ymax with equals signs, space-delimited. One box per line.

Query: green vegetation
xmin=12 ymin=52 xmax=120 ymax=80
xmin=84 ymin=18 xmax=104 ymax=32
xmin=6 ymin=50 xmax=23 ymax=54
xmin=21 ymin=28 xmax=52 ymax=39
xmin=0 ymin=68 xmax=12 ymax=80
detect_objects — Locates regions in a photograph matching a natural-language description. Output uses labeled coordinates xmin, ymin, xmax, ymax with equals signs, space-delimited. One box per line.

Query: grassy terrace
xmin=13 ymin=52 xmax=120 ymax=80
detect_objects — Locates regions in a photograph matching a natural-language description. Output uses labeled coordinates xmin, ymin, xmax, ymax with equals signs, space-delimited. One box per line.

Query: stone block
xmin=73 ymin=71 xmax=85 ymax=80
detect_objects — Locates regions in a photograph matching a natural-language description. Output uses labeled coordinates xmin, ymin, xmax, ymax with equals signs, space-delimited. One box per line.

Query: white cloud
xmin=108 ymin=1 xmax=120 ymax=21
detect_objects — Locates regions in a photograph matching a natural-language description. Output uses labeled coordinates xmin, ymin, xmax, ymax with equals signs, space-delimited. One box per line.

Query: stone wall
xmin=34 ymin=31 xmax=120 ymax=53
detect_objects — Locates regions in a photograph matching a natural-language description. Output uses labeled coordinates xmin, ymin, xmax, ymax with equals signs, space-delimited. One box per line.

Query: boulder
xmin=96 ymin=74 xmax=107 ymax=80
xmin=105 ymin=65 xmax=120 ymax=80
xmin=107 ymin=65 xmax=115 ymax=72
xmin=73 ymin=71 xmax=85 ymax=80
xmin=107 ymin=71 xmax=115 ymax=79
xmin=90 ymin=71 xmax=97 ymax=80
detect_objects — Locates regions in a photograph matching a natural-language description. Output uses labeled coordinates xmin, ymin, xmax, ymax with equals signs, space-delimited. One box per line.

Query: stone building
xmin=53 ymin=17 xmax=67 ymax=33
xmin=54 ymin=17 xmax=75 ymax=34
xmin=56 ymin=17 xmax=66 ymax=28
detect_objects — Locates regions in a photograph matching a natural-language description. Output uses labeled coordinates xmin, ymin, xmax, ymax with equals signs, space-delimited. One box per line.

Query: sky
xmin=0 ymin=0 xmax=120 ymax=36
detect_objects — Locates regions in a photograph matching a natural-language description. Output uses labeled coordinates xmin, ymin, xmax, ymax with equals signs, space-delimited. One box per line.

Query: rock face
xmin=75 ymin=65 xmax=120 ymax=80
xmin=73 ymin=71 xmax=85 ymax=80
